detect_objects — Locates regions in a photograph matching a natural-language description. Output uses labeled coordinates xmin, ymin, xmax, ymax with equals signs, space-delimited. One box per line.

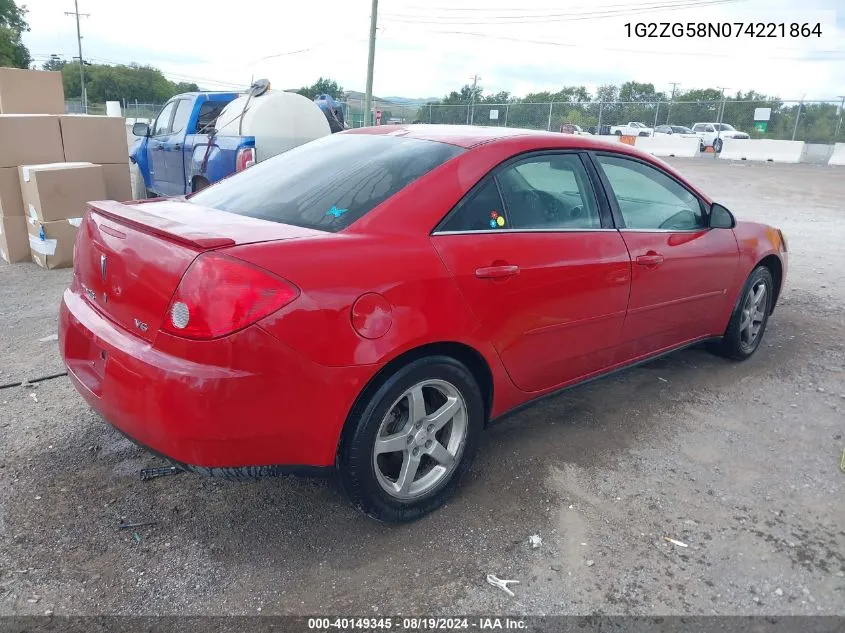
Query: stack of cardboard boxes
xmin=0 ymin=67 xmax=132 ymax=269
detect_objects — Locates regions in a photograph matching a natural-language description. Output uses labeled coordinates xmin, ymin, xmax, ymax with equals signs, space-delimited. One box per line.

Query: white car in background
xmin=692 ymin=122 xmax=750 ymax=152
xmin=653 ymin=124 xmax=697 ymax=138
xmin=610 ymin=121 xmax=653 ymax=137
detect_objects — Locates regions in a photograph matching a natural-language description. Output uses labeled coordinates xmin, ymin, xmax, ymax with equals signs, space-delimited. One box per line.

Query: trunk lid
xmin=74 ymin=199 xmax=321 ymax=342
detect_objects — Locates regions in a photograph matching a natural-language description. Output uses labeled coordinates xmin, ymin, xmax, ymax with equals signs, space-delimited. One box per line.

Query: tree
xmin=0 ymin=0 xmax=30 ymax=68
xmin=296 ymin=77 xmax=344 ymax=100
xmin=61 ymin=62 xmax=200 ymax=103
xmin=42 ymin=54 xmax=67 ymax=71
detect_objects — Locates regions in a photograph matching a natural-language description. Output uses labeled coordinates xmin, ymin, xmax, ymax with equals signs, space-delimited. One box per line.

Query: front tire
xmin=712 ymin=266 xmax=773 ymax=360
xmin=129 ymin=161 xmax=149 ymax=200
xmin=337 ymin=356 xmax=484 ymax=522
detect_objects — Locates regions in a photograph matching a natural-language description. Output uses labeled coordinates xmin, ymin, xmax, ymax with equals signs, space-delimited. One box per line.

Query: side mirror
xmin=710 ymin=203 xmax=735 ymax=229
xmin=132 ymin=122 xmax=150 ymax=137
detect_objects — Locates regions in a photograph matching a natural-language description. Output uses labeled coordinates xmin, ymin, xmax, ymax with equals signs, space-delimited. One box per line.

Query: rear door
xmin=431 ymin=152 xmax=632 ymax=393
xmin=591 ymin=153 xmax=738 ymax=360
xmin=146 ymin=100 xmax=177 ymax=195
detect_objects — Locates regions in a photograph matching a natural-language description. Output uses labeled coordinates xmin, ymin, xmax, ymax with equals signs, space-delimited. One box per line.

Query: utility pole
xmin=714 ymin=86 xmax=728 ymax=155
xmin=65 ymin=0 xmax=89 ymax=113
xmin=468 ymin=74 xmax=480 ymax=125
xmin=363 ymin=0 xmax=379 ymax=127
xmin=835 ymin=96 xmax=845 ymax=139
xmin=792 ymin=94 xmax=806 ymax=141
xmin=667 ymin=81 xmax=680 ymax=124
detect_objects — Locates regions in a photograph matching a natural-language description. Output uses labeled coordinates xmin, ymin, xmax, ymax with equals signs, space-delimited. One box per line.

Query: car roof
xmin=345 ymin=124 xmax=631 ymax=150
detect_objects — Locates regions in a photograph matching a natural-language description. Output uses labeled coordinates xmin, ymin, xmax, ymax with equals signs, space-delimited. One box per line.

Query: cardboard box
xmin=27 ymin=217 xmax=79 ymax=269
xmin=0 ymin=215 xmax=29 ymax=263
xmin=19 ymin=162 xmax=105 ymax=222
xmin=100 ymin=163 xmax=132 ymax=201
xmin=0 ymin=167 xmax=24 ymax=216
xmin=0 ymin=68 xmax=65 ymax=115
xmin=59 ymin=115 xmax=129 ymax=164
xmin=0 ymin=115 xmax=65 ymax=168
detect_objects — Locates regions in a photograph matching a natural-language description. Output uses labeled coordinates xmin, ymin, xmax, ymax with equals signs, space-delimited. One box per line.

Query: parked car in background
xmin=654 ymin=124 xmax=697 ymax=137
xmin=559 ymin=123 xmax=591 ymax=135
xmin=610 ymin=122 xmax=653 ymax=137
xmin=60 ymin=126 xmax=787 ymax=522
xmin=692 ymin=122 xmax=750 ymax=152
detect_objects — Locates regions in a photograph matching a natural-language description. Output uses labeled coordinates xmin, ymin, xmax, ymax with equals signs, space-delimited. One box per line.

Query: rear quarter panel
xmin=187 ymin=135 xmax=255 ymax=190
xmin=226 ymin=233 xmax=524 ymax=417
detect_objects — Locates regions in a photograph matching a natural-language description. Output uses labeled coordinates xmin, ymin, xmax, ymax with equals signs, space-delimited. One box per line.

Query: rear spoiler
xmin=87 ymin=200 xmax=236 ymax=250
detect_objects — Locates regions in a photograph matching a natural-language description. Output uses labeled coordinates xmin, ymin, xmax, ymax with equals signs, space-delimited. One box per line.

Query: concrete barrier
xmin=719 ymin=138 xmax=805 ymax=163
xmin=633 ymin=135 xmax=699 ymax=158
xmin=828 ymin=143 xmax=845 ymax=166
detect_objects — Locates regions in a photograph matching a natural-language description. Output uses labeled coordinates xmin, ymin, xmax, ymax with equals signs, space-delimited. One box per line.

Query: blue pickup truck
xmin=130 ymin=86 xmax=343 ymax=198
xmin=130 ymin=92 xmax=243 ymax=197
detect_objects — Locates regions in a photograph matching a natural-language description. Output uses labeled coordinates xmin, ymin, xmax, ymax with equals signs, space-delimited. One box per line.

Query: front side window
xmin=439 ymin=153 xmax=601 ymax=232
xmin=595 ymin=155 xmax=705 ymax=231
xmin=152 ymin=101 xmax=176 ymax=136
xmin=190 ymin=134 xmax=463 ymax=232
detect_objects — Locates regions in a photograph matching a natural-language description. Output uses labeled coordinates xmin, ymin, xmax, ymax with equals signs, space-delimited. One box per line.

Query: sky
xmin=20 ymin=0 xmax=845 ymax=102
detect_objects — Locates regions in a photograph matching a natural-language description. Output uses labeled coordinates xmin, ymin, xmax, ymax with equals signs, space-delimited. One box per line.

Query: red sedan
xmin=59 ymin=126 xmax=787 ymax=522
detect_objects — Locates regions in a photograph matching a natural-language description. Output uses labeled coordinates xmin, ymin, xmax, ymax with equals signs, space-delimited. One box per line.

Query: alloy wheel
xmin=372 ymin=379 xmax=468 ymax=501
xmin=739 ymin=280 xmax=767 ymax=351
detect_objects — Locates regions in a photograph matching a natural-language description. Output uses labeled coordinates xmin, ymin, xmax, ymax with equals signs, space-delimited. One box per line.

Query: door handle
xmin=173 ymin=144 xmax=182 ymax=151
xmin=475 ymin=265 xmax=520 ymax=279
xmin=636 ymin=253 xmax=664 ymax=266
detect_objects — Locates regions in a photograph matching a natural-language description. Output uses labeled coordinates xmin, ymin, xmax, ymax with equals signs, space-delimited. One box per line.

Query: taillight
xmin=235 ymin=147 xmax=256 ymax=172
xmin=161 ymin=253 xmax=299 ymax=340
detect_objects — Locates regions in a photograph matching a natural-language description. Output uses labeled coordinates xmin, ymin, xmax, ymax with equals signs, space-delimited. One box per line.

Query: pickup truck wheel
xmin=614 ymin=131 xmax=622 ymax=136
xmin=713 ymin=138 xmax=724 ymax=153
xmin=129 ymin=162 xmax=148 ymax=200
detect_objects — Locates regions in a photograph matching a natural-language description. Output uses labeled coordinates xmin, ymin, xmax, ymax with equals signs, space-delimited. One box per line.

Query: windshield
xmin=714 ymin=124 xmax=735 ymax=131
xmin=189 ymin=134 xmax=463 ymax=232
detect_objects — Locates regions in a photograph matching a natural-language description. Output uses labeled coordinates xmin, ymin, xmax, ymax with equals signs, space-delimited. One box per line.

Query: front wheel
xmin=711 ymin=266 xmax=773 ymax=360
xmin=129 ymin=161 xmax=149 ymax=200
xmin=337 ymin=356 xmax=484 ymax=522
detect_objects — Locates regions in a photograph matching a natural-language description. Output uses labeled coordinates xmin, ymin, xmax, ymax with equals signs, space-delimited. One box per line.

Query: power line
xmin=381 ymin=0 xmax=745 ymax=25
xmin=380 ymin=29 xmax=845 ymax=61
xmin=390 ymin=0 xmax=723 ymax=12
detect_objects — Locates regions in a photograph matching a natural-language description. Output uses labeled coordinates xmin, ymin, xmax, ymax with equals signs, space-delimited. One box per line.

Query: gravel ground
xmin=1 ymin=160 xmax=843 ymax=616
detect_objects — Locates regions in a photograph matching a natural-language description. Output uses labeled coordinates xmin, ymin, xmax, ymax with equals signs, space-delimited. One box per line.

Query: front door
xmin=591 ymin=153 xmax=739 ymax=360
xmin=146 ymin=100 xmax=176 ymax=196
xmin=432 ymin=152 xmax=632 ymax=393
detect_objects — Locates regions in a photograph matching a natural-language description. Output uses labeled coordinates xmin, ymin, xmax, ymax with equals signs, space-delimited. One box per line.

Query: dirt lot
xmin=1 ymin=159 xmax=844 ymax=616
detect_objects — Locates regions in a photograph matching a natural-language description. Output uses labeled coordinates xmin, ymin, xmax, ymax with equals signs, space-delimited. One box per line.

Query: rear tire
xmin=614 ymin=131 xmax=622 ymax=136
xmin=713 ymin=138 xmax=724 ymax=153
xmin=711 ymin=266 xmax=773 ymax=360
xmin=337 ymin=356 xmax=484 ymax=523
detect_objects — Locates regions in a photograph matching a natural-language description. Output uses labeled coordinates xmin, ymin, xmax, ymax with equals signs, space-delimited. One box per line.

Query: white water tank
xmin=214 ymin=90 xmax=331 ymax=162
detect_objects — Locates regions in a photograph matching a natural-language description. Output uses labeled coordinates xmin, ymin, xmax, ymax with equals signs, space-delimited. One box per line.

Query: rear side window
xmin=190 ymin=134 xmax=463 ymax=231
xmin=170 ymin=99 xmax=192 ymax=135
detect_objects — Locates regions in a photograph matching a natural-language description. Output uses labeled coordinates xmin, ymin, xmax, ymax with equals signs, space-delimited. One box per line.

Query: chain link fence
xmin=420 ymin=99 xmax=845 ymax=144
xmin=66 ymin=98 xmax=845 ymax=144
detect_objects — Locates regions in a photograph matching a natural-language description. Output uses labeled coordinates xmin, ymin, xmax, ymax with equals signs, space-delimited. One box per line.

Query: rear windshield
xmin=189 ymin=134 xmax=463 ymax=232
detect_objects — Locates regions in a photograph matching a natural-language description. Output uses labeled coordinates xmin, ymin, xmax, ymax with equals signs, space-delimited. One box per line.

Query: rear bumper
xmin=59 ymin=289 xmax=374 ymax=469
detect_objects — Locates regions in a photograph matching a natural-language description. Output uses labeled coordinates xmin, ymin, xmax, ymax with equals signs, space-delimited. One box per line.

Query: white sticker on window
xmin=29 ymin=234 xmax=57 ymax=256
xmin=28 ymin=204 xmax=38 ymax=220
xmin=67 ymin=217 xmax=82 ymax=227
xmin=22 ymin=167 xmax=30 ymax=182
